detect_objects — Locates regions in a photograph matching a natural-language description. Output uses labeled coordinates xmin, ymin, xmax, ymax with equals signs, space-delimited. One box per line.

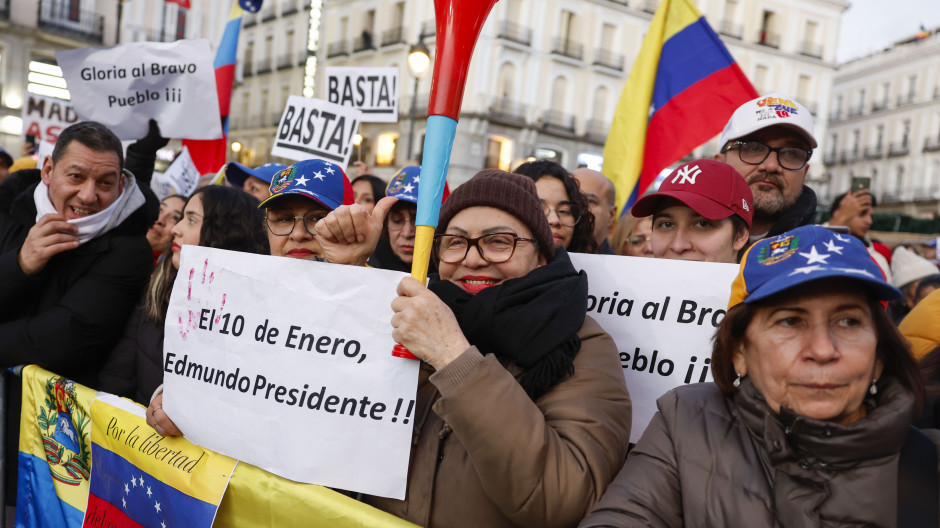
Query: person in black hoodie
xmin=713 ymin=93 xmax=818 ymax=242
xmin=0 ymin=120 xmax=160 ymax=505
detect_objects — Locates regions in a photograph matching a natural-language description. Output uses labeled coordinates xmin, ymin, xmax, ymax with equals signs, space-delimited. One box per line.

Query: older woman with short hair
xmin=580 ymin=224 xmax=935 ymax=528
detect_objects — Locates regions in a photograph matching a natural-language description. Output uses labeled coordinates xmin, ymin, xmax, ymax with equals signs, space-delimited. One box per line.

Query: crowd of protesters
xmin=3 ymin=91 xmax=940 ymax=526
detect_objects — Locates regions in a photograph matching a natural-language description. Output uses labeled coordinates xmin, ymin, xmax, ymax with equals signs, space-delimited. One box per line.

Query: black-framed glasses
xmin=264 ymin=209 xmax=325 ymax=236
xmin=433 ymin=233 xmax=537 ymax=264
xmin=542 ymin=202 xmax=581 ymax=227
xmin=723 ymin=140 xmax=813 ymax=170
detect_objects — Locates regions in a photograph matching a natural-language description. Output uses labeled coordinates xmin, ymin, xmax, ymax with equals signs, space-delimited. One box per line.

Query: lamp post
xmin=406 ymin=40 xmax=431 ymax=163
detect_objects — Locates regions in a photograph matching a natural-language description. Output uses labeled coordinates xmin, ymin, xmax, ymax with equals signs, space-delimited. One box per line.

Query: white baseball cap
xmin=719 ymin=93 xmax=817 ymax=149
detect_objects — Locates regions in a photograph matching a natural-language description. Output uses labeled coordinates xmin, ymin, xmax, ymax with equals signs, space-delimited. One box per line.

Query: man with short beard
xmin=714 ymin=93 xmax=817 ymax=242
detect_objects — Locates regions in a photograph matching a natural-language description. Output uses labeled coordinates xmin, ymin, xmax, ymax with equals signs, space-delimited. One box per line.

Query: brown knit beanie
xmin=437 ymin=169 xmax=555 ymax=261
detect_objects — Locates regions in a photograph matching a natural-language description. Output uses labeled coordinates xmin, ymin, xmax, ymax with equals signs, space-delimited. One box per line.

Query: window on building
xmin=592 ymin=86 xmax=608 ymax=121
xmin=828 ymin=133 xmax=837 ymax=157
xmin=876 ymin=125 xmax=884 ymax=149
xmin=797 ymin=75 xmax=810 ymax=102
xmin=497 ymin=62 xmax=515 ymax=99
xmin=485 ymin=136 xmax=513 ymax=171
xmin=902 ymin=120 xmax=911 ymax=147
xmin=68 ymin=0 xmax=81 ymax=22
xmin=551 ymin=76 xmax=567 ymax=112
xmin=176 ymin=8 xmax=187 ymax=40
xmin=285 ymin=29 xmax=295 ymax=52
xmin=601 ymin=23 xmax=615 ymax=50
xmin=753 ymin=65 xmax=768 ymax=93
xmin=265 ymin=34 xmax=274 ymax=59
xmin=895 ymin=165 xmax=904 ymax=195
xmin=723 ymin=0 xmax=738 ymax=22
xmin=852 ymin=129 xmax=860 ymax=154
xmin=339 ymin=16 xmax=348 ymax=40
xmin=804 ymin=20 xmax=818 ymax=44
xmin=505 ymin=0 xmax=521 ymax=21
xmin=559 ymin=11 xmax=574 ymax=41
xmin=375 ymin=132 xmax=399 ymax=166
xmin=759 ymin=10 xmax=775 ymax=44
xmin=394 ymin=2 xmax=405 ymax=28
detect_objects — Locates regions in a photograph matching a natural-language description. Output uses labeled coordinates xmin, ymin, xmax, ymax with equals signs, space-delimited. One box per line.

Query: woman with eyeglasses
xmin=514 ymin=160 xmax=598 ymax=253
xmin=631 ymin=159 xmax=752 ymax=263
xmin=321 ymin=169 xmax=632 ymax=527
xmin=259 ymin=159 xmax=355 ymax=261
xmin=610 ymin=209 xmax=654 ymax=258
xmin=98 ymin=185 xmax=269 ymax=405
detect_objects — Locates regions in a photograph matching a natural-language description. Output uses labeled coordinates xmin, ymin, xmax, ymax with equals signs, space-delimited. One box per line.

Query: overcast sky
xmin=836 ymin=0 xmax=940 ymax=62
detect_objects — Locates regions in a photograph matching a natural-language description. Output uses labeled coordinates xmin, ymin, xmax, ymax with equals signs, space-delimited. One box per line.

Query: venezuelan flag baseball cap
xmin=258 ymin=159 xmax=354 ymax=211
xmin=225 ymin=162 xmax=288 ymax=188
xmin=385 ymin=165 xmax=450 ymax=205
xmin=632 ymin=159 xmax=753 ymax=227
xmin=728 ymin=225 xmax=901 ymax=309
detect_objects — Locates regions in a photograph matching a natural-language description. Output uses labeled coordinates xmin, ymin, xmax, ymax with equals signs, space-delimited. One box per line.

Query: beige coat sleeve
xmin=431 ymin=317 xmax=632 ymax=528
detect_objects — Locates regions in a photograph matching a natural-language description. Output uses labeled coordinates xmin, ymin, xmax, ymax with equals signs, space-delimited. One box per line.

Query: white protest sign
xmin=569 ymin=254 xmax=738 ymax=443
xmin=152 ymin=146 xmax=199 ymax=200
xmin=271 ymin=95 xmax=361 ymax=166
xmin=163 ymin=246 xmax=419 ymax=499
xmin=20 ymin=93 xmax=79 ymax=144
xmin=326 ymin=67 xmax=399 ymax=123
xmin=36 ymin=140 xmax=55 ymax=167
xmin=55 ymin=40 xmax=222 ymax=140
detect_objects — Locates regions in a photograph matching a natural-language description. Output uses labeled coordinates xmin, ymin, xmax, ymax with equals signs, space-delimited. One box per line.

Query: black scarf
xmin=428 ymin=248 xmax=587 ymax=401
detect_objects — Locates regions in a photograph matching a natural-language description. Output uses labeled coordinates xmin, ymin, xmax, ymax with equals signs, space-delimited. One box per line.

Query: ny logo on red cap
xmin=671 ymin=164 xmax=702 ymax=185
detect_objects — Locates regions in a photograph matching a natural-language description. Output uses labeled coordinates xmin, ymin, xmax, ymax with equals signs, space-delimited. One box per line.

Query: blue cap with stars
xmin=225 ymin=162 xmax=288 ymax=188
xmin=258 ymin=159 xmax=354 ymax=211
xmin=728 ymin=224 xmax=901 ymax=309
xmin=384 ymin=165 xmax=450 ymax=205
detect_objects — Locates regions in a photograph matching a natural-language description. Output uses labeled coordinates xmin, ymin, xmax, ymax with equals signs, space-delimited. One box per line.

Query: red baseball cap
xmin=631 ymin=159 xmax=753 ymax=227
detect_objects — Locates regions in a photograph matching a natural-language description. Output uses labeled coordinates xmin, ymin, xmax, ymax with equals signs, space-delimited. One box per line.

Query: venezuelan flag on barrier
xmin=15 ymin=366 xmax=95 ymax=528
xmin=81 ymin=394 xmax=236 ymax=528
xmin=183 ymin=0 xmax=263 ymax=174
xmin=603 ymin=0 xmax=758 ymax=213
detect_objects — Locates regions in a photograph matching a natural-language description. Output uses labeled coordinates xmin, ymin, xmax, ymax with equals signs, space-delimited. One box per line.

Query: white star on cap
xmin=403 ymin=183 xmax=415 ymax=193
xmin=414 ymin=175 xmax=420 ymax=183
xmin=789 ymin=264 xmax=825 ymax=276
xmin=325 ymin=165 xmax=335 ymax=174
xmin=834 ymin=267 xmax=876 ymax=278
xmin=799 ymin=245 xmax=830 ymax=265
xmin=824 ymin=239 xmax=844 ymax=255
xmin=295 ymin=175 xmax=309 ymax=186
xmin=833 ymin=233 xmax=851 ymax=243
xmin=313 ymin=171 xmax=326 ymax=181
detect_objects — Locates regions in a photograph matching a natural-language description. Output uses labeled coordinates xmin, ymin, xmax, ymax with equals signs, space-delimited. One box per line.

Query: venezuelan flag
xmin=15 ymin=366 xmax=95 ymax=528
xmin=603 ymin=0 xmax=757 ymax=213
xmin=183 ymin=0 xmax=262 ymax=174
xmin=82 ymin=394 xmax=236 ymax=528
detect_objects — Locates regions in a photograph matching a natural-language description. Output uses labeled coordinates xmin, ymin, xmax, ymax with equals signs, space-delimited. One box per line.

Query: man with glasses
xmin=714 ymin=93 xmax=818 ymax=241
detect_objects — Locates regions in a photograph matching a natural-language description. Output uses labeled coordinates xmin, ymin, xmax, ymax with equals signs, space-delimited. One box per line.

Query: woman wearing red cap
xmin=630 ymin=159 xmax=752 ymax=263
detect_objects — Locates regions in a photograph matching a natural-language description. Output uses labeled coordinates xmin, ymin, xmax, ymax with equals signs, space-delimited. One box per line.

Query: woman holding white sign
xmin=580 ymin=224 xmax=935 ymax=528
xmin=366 ymin=169 xmax=632 ymax=527
xmin=630 ymin=159 xmax=752 ymax=263
xmin=100 ymin=186 xmax=269 ymax=405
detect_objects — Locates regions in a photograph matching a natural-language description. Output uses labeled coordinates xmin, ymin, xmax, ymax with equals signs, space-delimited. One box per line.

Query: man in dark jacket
xmin=0 ymin=121 xmax=155 ymax=504
xmin=713 ymin=93 xmax=818 ymax=241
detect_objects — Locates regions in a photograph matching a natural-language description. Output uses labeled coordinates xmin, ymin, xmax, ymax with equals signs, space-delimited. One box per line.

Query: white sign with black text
xmin=151 ymin=146 xmax=200 ymax=200
xmin=271 ymin=95 xmax=362 ymax=166
xmin=20 ymin=93 xmax=79 ymax=145
xmin=55 ymin=40 xmax=222 ymax=140
xmin=163 ymin=246 xmax=419 ymax=499
xmin=326 ymin=67 xmax=399 ymax=123
xmin=568 ymin=253 xmax=738 ymax=443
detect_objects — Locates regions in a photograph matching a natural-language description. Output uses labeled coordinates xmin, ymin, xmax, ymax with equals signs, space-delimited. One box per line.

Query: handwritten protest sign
xmin=271 ymin=95 xmax=361 ymax=166
xmin=163 ymin=246 xmax=419 ymax=499
xmin=569 ymin=253 xmax=738 ymax=442
xmin=20 ymin=93 xmax=78 ymax=144
xmin=152 ymin=146 xmax=200 ymax=200
xmin=326 ymin=67 xmax=399 ymax=123
xmin=55 ymin=40 xmax=222 ymax=140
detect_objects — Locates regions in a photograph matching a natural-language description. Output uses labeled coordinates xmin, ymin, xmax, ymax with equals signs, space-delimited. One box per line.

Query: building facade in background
xmin=1 ymin=0 xmax=848 ymax=189
xmin=825 ymin=29 xmax=940 ymax=217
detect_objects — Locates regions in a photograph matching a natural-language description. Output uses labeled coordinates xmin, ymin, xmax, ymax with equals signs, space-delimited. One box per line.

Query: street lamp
xmin=406 ymin=40 xmax=431 ymax=162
